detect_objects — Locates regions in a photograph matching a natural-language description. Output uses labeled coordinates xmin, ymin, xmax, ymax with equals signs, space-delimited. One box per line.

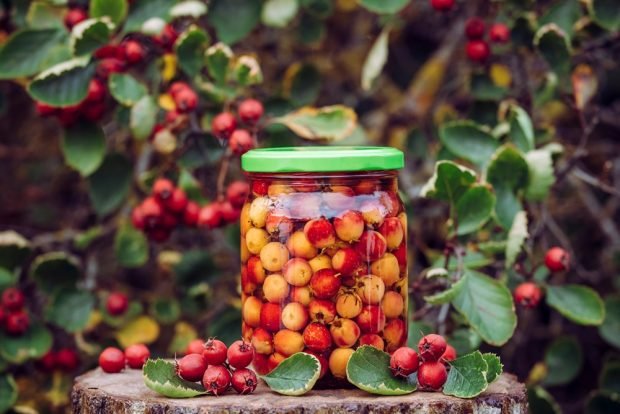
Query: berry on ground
xmin=441 ymin=344 xmax=457 ymax=363
xmin=238 ymin=99 xmax=264 ymax=125
xmin=177 ymin=353 xmax=208 ymax=382
xmin=202 ymin=365 xmax=232 ymax=395
xmin=125 ymin=344 xmax=150 ymax=369
xmin=466 ymin=40 xmax=490 ymax=62
xmin=465 ymin=17 xmax=486 ymax=40
xmin=99 ymin=347 xmax=125 ymax=373
xmin=231 ymin=368 xmax=258 ymax=394
xmin=544 ymin=247 xmax=570 ymax=272
xmin=106 ymin=292 xmax=129 ymax=316
xmin=390 ymin=347 xmax=419 ymax=377
xmin=227 ymin=340 xmax=255 ymax=369
xmin=202 ymin=338 xmax=228 ymax=365
xmin=514 ymin=282 xmax=543 ymax=308
xmin=417 ymin=361 xmax=448 ymax=390
xmin=418 ymin=334 xmax=447 ymax=361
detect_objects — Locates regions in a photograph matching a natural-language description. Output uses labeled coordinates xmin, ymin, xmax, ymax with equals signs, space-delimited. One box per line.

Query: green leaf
xmin=535 ymin=24 xmax=571 ymax=77
xmin=455 ymin=185 xmax=495 ymax=235
xmin=170 ymin=1 xmax=208 ymax=18
xmin=599 ymin=296 xmax=620 ymax=348
xmin=482 ymin=353 xmax=503 ymax=383
xmin=408 ymin=321 xmax=433 ymax=348
xmin=233 ymin=55 xmax=263 ymax=86
xmin=29 ymin=252 xmax=80 ymax=294
xmin=90 ymin=0 xmax=128 ymax=25
xmin=175 ymin=26 xmax=209 ymax=78
xmin=486 ymin=145 xmax=528 ymax=228
xmin=286 ymin=64 xmax=321 ymax=106
xmin=547 ymin=284 xmax=605 ymax=325
xmin=206 ymin=306 xmax=241 ymax=344
xmin=28 ymin=56 xmax=95 ymax=106
xmin=524 ymin=149 xmax=555 ymax=201
xmin=505 ymin=211 xmax=528 ymax=268
xmin=88 ymin=153 xmax=133 ymax=217
xmin=150 ymin=298 xmax=181 ymax=324
xmin=585 ymin=391 xmax=620 ymax=414
xmin=443 ymin=351 xmax=489 ymax=398
xmin=108 ymin=73 xmax=148 ymax=106
xmin=439 ymin=121 xmax=499 ymax=168
xmin=358 ymin=0 xmax=409 ymax=14
xmin=0 ymin=322 xmax=53 ymax=363
xmin=262 ymin=0 xmax=299 ymax=28
xmin=0 ymin=28 xmax=66 ymax=79
xmin=46 ymin=289 xmax=95 ymax=332
xmin=274 ymin=105 xmax=357 ymax=142
xmin=174 ymin=250 xmax=215 ymax=287
xmin=588 ymin=0 xmax=620 ymax=31
xmin=361 ymin=28 xmax=389 ymax=91
xmin=205 ymin=42 xmax=232 ymax=84
xmin=130 ymin=95 xmax=158 ymax=140
xmin=508 ymin=105 xmax=534 ymax=152
xmin=346 ymin=346 xmax=416 ymax=395
xmin=539 ymin=0 xmax=581 ymax=38
xmin=451 ymin=270 xmax=517 ymax=346
xmin=0 ymin=231 xmax=31 ymax=271
xmin=207 ymin=0 xmax=261 ymax=45
xmin=70 ymin=18 xmax=114 ymax=56
xmin=262 ymin=352 xmax=321 ymax=396
xmin=543 ymin=336 xmax=582 ymax=386
xmin=297 ymin=13 xmax=324 ymax=44
xmin=448 ymin=328 xmax=482 ymax=356
xmin=124 ymin=0 xmax=173 ymax=32
xmin=114 ymin=223 xmax=149 ymax=268
xmin=143 ymin=359 xmax=207 ymax=398
xmin=0 ymin=374 xmax=17 ymax=413
xmin=0 ymin=268 xmax=14 ymax=292
xmin=62 ymin=122 xmax=106 ymax=176
xmin=528 ymin=386 xmax=561 ymax=414
xmin=600 ymin=360 xmax=620 ymax=394
xmin=424 ymin=277 xmax=466 ymax=305
xmin=431 ymin=250 xmax=493 ymax=271
xmin=421 ymin=160 xmax=477 ymax=205
xmin=26 ymin=1 xmax=65 ymax=29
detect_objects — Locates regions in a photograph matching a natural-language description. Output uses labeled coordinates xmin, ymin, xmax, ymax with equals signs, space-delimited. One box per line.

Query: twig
xmin=571 ymin=168 xmax=620 ymax=196
xmin=216 ymin=149 xmax=232 ymax=200
xmin=555 ymin=112 xmax=598 ymax=183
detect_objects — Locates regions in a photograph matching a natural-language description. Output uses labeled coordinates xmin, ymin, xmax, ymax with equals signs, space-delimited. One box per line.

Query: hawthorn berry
xmin=2 ymin=287 xmax=25 ymax=311
xmin=198 ymin=203 xmax=223 ymax=229
xmin=417 ymin=361 xmax=448 ymax=390
xmin=229 ymin=129 xmax=255 ymax=155
xmin=64 ymin=8 xmax=88 ymax=30
xmin=418 ymin=334 xmax=447 ymax=361
xmin=211 ymin=112 xmax=237 ymax=139
xmin=227 ymin=340 xmax=255 ymax=369
xmin=238 ymin=99 xmax=264 ymax=125
xmin=125 ymin=344 xmax=150 ymax=369
xmin=226 ymin=181 xmax=250 ymax=208
xmin=0 ymin=306 xmax=5 ymax=326
xmin=186 ymin=339 xmax=205 ymax=355
xmin=202 ymin=338 xmax=228 ymax=365
xmin=231 ymin=368 xmax=258 ymax=394
xmin=154 ymin=24 xmax=178 ymax=50
xmin=94 ymin=44 xmax=125 ymax=60
xmin=106 ymin=292 xmax=129 ymax=316
xmin=35 ymin=102 xmax=57 ymax=117
xmin=174 ymin=88 xmax=199 ymax=113
xmin=465 ymin=17 xmax=486 ymax=40
xmin=5 ymin=311 xmax=30 ymax=336
xmin=131 ymin=206 xmax=146 ymax=230
xmin=430 ymin=0 xmax=454 ymax=12
xmin=202 ymin=365 xmax=232 ymax=395
xmin=183 ymin=201 xmax=200 ymax=227
xmin=390 ymin=347 xmax=419 ymax=377
xmin=441 ymin=344 xmax=457 ymax=363
xmin=219 ymin=201 xmax=241 ymax=223
xmin=466 ymin=40 xmax=490 ymax=62
xmin=153 ymin=178 xmax=175 ymax=201
xmin=177 ymin=353 xmax=208 ymax=381
xmin=57 ymin=105 xmax=81 ymax=127
xmin=82 ymin=102 xmax=106 ymax=122
xmin=489 ymin=23 xmax=510 ymax=43
xmin=85 ymin=79 xmax=107 ymax=103
xmin=96 ymin=58 xmax=126 ymax=79
xmin=124 ymin=40 xmax=146 ymax=64
xmin=56 ymin=348 xmax=80 ymax=372
xmin=38 ymin=351 xmax=57 ymax=372
xmin=164 ymin=188 xmax=188 ymax=213
xmin=544 ymin=247 xmax=570 ymax=272
xmin=514 ymin=282 xmax=543 ymax=308
xmin=99 ymin=347 xmax=125 ymax=373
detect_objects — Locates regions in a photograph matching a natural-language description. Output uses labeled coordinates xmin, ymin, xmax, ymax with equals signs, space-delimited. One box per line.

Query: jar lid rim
xmin=241 ymin=146 xmax=404 ymax=172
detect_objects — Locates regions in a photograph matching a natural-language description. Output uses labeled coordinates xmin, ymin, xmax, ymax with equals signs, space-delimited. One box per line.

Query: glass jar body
xmin=240 ymin=171 xmax=407 ymax=383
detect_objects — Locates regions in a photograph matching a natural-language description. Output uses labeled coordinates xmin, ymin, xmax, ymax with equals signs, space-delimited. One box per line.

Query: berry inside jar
xmin=240 ymin=147 xmax=406 ymax=385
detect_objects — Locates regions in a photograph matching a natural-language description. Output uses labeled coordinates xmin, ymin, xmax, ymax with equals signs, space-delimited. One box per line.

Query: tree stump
xmin=72 ymin=368 xmax=527 ymax=413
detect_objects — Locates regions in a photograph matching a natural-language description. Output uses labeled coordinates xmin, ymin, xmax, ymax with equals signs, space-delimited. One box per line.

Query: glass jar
xmin=239 ymin=147 xmax=407 ymax=383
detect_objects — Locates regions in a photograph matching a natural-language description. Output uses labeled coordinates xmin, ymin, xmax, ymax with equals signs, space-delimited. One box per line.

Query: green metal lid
xmin=241 ymin=146 xmax=404 ymax=173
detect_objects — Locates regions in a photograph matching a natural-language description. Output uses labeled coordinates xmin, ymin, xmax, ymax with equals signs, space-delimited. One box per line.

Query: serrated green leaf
xmin=451 ymin=270 xmax=517 ymax=346
xmin=0 ymin=231 xmax=31 ymax=272
xmin=130 ymin=95 xmax=158 ymax=140
xmin=262 ymin=0 xmax=299 ymax=28
xmin=204 ymin=43 xmax=232 ymax=85
xmin=546 ymin=284 xmax=605 ymax=325
xmin=528 ymin=386 xmax=562 ymax=414
xmin=0 ymin=322 xmax=53 ymax=363
xmin=70 ymin=18 xmax=114 ymax=56
xmin=358 ymin=0 xmax=409 ymax=14
xmin=0 ymin=374 xmax=17 ymax=413
xmin=424 ymin=277 xmax=466 ymax=305
xmin=170 ymin=1 xmax=208 ymax=18
xmin=29 ymin=251 xmax=80 ymax=294
xmin=535 ymin=24 xmax=571 ymax=77
xmin=46 ymin=289 xmax=95 ymax=332
xmin=262 ymin=352 xmax=321 ymax=396
xmin=114 ymin=223 xmax=149 ymax=268
xmin=508 ymin=105 xmax=535 ymax=151
xmin=62 ymin=122 xmax=106 ymax=176
xmin=543 ymin=336 xmax=582 ymax=386
xmin=361 ymin=28 xmax=389 ymax=91
xmin=0 ymin=28 xmax=66 ymax=79
xmin=143 ymin=359 xmax=207 ymax=398
xmin=88 ymin=153 xmax=133 ymax=217
xmin=28 ymin=56 xmax=95 ymax=106
xmin=175 ymin=26 xmax=209 ymax=78
xmin=274 ymin=105 xmax=357 ymax=142
xmin=482 ymin=353 xmax=503 ymax=383
xmin=421 ymin=160 xmax=477 ymax=205
xmin=443 ymin=351 xmax=488 ymax=398
xmin=539 ymin=0 xmax=581 ymax=38
xmin=430 ymin=250 xmax=492 ymax=271
xmin=26 ymin=1 xmax=65 ymax=29
xmin=90 ymin=0 xmax=128 ymax=25
xmin=439 ymin=121 xmax=499 ymax=168
xmin=233 ymin=55 xmax=263 ymax=86
xmin=455 ymin=185 xmax=495 ymax=235
xmin=599 ymin=296 xmax=620 ymax=349
xmin=346 ymin=346 xmax=416 ymax=395
xmin=448 ymin=328 xmax=482 ymax=356
xmin=505 ymin=211 xmax=528 ymax=268
xmin=588 ymin=0 xmax=620 ymax=31
xmin=124 ymin=0 xmax=173 ymax=32
xmin=108 ymin=73 xmax=148 ymax=106
xmin=150 ymin=298 xmax=181 ymax=324
xmin=486 ymin=145 xmax=528 ymax=228
xmin=207 ymin=0 xmax=261 ymax=45
xmin=525 ymin=149 xmax=555 ymax=201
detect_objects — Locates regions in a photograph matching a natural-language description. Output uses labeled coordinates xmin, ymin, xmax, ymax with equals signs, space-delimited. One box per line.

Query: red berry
xmin=99 ymin=347 xmax=125 ymax=373
xmin=153 ymin=178 xmax=175 ymax=201
xmin=174 ymin=88 xmax=198 ymax=113
xmin=220 ymin=200 xmax=240 ymax=223
xmin=228 ymin=129 xmax=255 ymax=156
xmin=183 ymin=201 xmax=200 ymax=227
xmin=177 ymin=353 xmax=208 ymax=381
xmin=417 ymin=361 xmax=448 ymax=390
xmin=96 ymin=58 xmax=125 ymax=79
xmin=64 ymin=8 xmax=88 ymax=30
xmin=227 ymin=340 xmax=255 ymax=369
xmin=466 ymin=40 xmax=490 ymax=62
xmin=38 ymin=351 xmax=57 ymax=372
xmin=94 ymin=44 xmax=125 ymax=60
xmin=441 ymin=344 xmax=457 ymax=363
xmin=390 ymin=347 xmax=419 ymax=377
xmin=164 ymin=188 xmax=188 ymax=213
xmin=231 ymin=368 xmax=257 ymax=394
xmin=5 ymin=311 xmax=29 ymax=336
xmin=141 ymin=198 xmax=164 ymax=227
xmin=82 ymin=102 xmax=106 ymax=122
xmin=226 ymin=181 xmax=250 ymax=208
xmin=169 ymin=81 xmax=190 ymax=97
xmin=0 ymin=306 xmax=5 ymax=326
xmin=56 ymin=348 xmax=80 ymax=372
xmin=465 ymin=17 xmax=486 ymax=40
xmin=131 ymin=206 xmax=146 ymax=230
xmin=489 ymin=23 xmax=510 ymax=43
xmin=57 ymin=105 xmax=80 ymax=127
xmin=35 ymin=102 xmax=57 ymax=117
xmin=160 ymin=212 xmax=178 ymax=229
xmin=125 ymin=344 xmax=150 ymax=369
xmin=514 ymin=282 xmax=543 ymax=308
xmin=544 ymin=247 xmax=570 ymax=272
xmin=211 ymin=112 xmax=237 ymax=139
xmin=154 ymin=24 xmax=178 ymax=50
xmin=198 ymin=203 xmax=222 ymax=229
xmin=418 ymin=334 xmax=447 ymax=362
xmin=146 ymin=227 xmax=171 ymax=243
xmin=124 ymin=40 xmax=146 ymax=64
xmin=86 ymin=79 xmax=106 ymax=103
xmin=202 ymin=365 xmax=231 ymax=395
xmin=430 ymin=0 xmax=454 ymax=12
xmin=106 ymin=292 xmax=129 ymax=316
xmin=186 ymin=339 xmax=205 ymax=355
xmin=2 ymin=288 xmax=25 ymax=311
xmin=202 ymin=338 xmax=227 ymax=365
xmin=238 ymin=99 xmax=264 ymax=125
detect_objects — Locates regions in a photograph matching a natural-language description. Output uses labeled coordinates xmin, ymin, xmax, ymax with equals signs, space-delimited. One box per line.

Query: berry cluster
xmin=513 ymin=247 xmax=570 ymax=309
xmin=180 ymin=338 xmax=258 ymax=395
xmin=35 ymin=78 xmax=108 ymax=126
xmin=38 ymin=348 xmax=80 ymax=373
xmin=0 ymin=287 xmax=29 ymax=336
xmin=198 ymin=181 xmax=250 ymax=229
xmin=240 ymin=176 xmax=408 ymax=380
xmin=211 ymin=98 xmax=264 ymax=156
xmin=99 ymin=344 xmax=151 ymax=373
xmin=389 ymin=334 xmax=457 ymax=391
xmin=464 ymin=17 xmax=510 ymax=63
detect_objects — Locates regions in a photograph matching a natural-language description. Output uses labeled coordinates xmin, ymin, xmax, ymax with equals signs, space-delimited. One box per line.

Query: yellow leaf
xmin=44 ymin=372 xmax=71 ymax=407
xmin=337 ymin=0 xmax=358 ymax=11
xmin=159 ymin=93 xmax=176 ymax=111
xmin=571 ymin=64 xmax=597 ymax=111
xmin=273 ymin=105 xmax=357 ymax=142
xmin=281 ymin=62 xmax=302 ymax=99
xmin=527 ymin=361 xmax=548 ymax=385
xmin=490 ymin=64 xmax=512 ymax=88
xmin=115 ymin=316 xmax=160 ymax=348
xmin=161 ymin=53 xmax=177 ymax=82
xmin=157 ymin=250 xmax=183 ymax=272
xmin=168 ymin=321 xmax=198 ymax=354
xmin=83 ymin=310 xmax=102 ymax=332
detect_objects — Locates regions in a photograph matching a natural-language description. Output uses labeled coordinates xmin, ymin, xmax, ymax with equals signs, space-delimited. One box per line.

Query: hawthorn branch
xmin=216 ymin=149 xmax=232 ymax=200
